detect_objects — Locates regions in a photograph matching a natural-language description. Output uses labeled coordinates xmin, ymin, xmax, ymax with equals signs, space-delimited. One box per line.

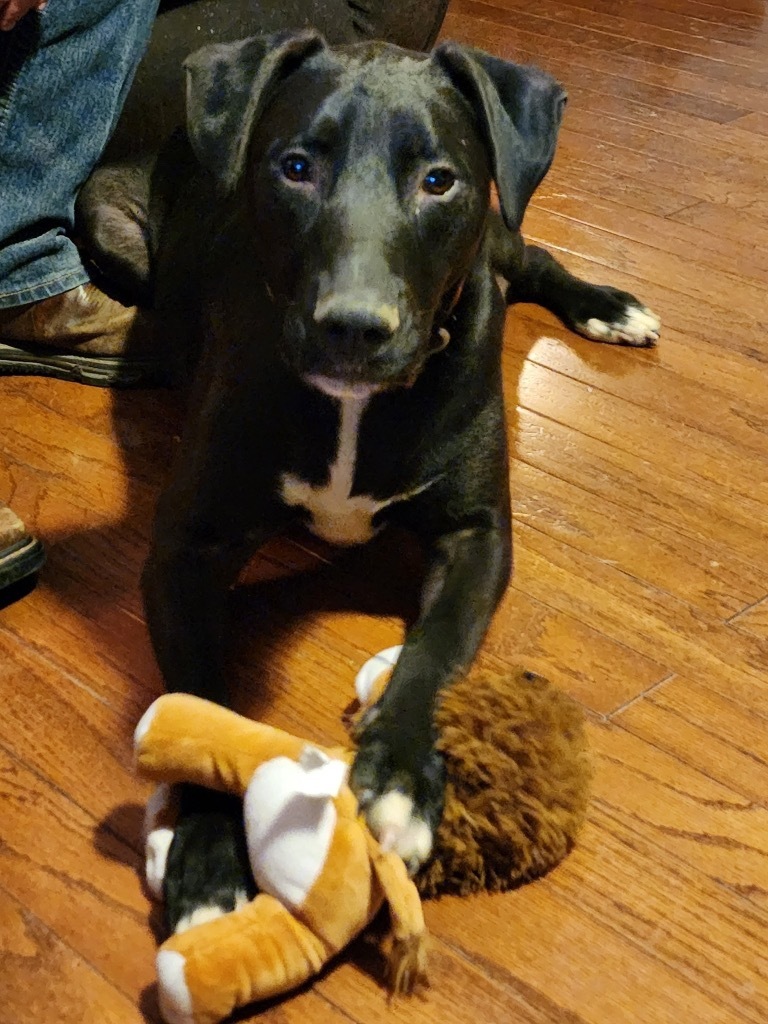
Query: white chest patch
xmin=280 ymin=395 xmax=433 ymax=546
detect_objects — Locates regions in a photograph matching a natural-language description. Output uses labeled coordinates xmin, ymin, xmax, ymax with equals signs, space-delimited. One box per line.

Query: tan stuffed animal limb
xmin=134 ymin=694 xmax=427 ymax=1024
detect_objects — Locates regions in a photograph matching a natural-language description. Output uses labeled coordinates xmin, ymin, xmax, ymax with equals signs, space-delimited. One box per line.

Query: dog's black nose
xmin=314 ymin=293 xmax=399 ymax=346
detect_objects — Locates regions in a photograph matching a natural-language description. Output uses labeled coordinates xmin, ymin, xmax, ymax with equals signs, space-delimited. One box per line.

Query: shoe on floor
xmin=0 ymin=503 xmax=45 ymax=597
xmin=0 ymin=283 xmax=167 ymax=387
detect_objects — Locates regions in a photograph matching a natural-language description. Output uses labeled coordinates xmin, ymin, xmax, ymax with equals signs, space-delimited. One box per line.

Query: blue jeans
xmin=0 ymin=0 xmax=159 ymax=308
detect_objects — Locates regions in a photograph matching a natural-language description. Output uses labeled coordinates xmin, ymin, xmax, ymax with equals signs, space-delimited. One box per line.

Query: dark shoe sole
xmin=0 ymin=342 xmax=168 ymax=388
xmin=0 ymin=534 xmax=46 ymax=593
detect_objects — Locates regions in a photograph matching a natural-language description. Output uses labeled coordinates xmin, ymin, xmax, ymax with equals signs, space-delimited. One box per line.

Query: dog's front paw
xmin=350 ymin=721 xmax=445 ymax=875
xmin=163 ymin=786 xmax=255 ymax=935
xmin=571 ymin=287 xmax=661 ymax=347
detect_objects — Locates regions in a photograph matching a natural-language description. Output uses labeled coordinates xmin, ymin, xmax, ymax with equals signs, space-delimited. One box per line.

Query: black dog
xmin=80 ymin=33 xmax=659 ymax=932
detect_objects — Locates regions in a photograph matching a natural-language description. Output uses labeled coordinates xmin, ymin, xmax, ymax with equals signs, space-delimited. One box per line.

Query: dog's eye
xmin=422 ymin=168 xmax=456 ymax=196
xmin=282 ymin=154 xmax=313 ymax=183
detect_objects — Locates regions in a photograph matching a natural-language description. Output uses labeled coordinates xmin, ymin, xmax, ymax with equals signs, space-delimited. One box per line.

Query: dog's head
xmin=184 ymin=33 xmax=565 ymax=397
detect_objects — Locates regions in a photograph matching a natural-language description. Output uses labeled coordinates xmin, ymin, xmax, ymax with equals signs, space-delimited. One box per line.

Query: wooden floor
xmin=2 ymin=0 xmax=768 ymax=1020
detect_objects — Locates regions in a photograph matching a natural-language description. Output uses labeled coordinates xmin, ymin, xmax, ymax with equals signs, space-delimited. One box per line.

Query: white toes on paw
xmin=156 ymin=950 xmax=194 ymax=1024
xmin=579 ymin=303 xmax=661 ymax=346
xmin=174 ymin=904 xmax=228 ymax=936
xmin=174 ymin=890 xmax=249 ymax=935
xmin=145 ymin=827 xmax=175 ymax=900
xmin=366 ymin=791 xmax=433 ymax=873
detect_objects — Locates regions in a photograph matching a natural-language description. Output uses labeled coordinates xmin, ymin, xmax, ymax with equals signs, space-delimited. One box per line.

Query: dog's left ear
xmin=184 ymin=31 xmax=326 ymax=193
xmin=434 ymin=43 xmax=566 ymax=232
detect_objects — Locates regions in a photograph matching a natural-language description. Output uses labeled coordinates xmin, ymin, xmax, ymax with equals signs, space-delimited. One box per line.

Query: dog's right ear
xmin=184 ymin=31 xmax=326 ymax=193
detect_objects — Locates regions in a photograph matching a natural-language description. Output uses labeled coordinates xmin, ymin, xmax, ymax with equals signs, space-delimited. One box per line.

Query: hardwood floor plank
xmin=0 ymin=526 xmax=161 ymax=710
xmin=562 ymin=87 xmax=768 ymax=165
xmin=477 ymin=0 xmax=766 ymax=65
xmin=235 ymin=551 xmax=666 ymax=719
xmin=611 ymin=0 xmax=768 ymax=34
xmin=670 ymin=199 xmax=768 ymax=251
xmin=561 ymin=107 xmax=768 ymax=189
xmin=0 ymin=391 xmax=163 ymax=529
xmin=319 ymin=938 xmax=564 ymax=1024
xmin=482 ymin=587 xmax=667 ymax=712
xmin=429 ymin=903 xmax=757 ymax=1023
xmin=531 ymin=186 xmax=768 ymax=283
xmin=0 ymin=628 xmax=150 ymax=826
xmin=532 ymin=0 xmax=768 ymax=47
xmin=509 ymin=455 xmax=767 ymax=619
xmin=562 ymin=806 xmax=768 ymax=1020
xmin=511 ymin=357 xmax=768 ymax=511
xmin=542 ymin=158 xmax=694 ymax=218
xmin=588 ymin=721 xmax=768 ymax=907
xmin=425 ymin=714 xmax=768 ymax=1017
xmin=443 ymin=11 xmax=748 ymax=124
xmin=515 ymin=242 xmax=767 ymax=361
xmin=508 ymin=315 xmax=768 ymax=457
xmin=730 ymin=598 xmax=768 ymax=641
xmin=0 ymin=888 xmax=151 ymax=1024
xmin=512 ymin=308 xmax=768 ymax=428
xmin=613 ymin=675 xmax=768 ymax=805
xmin=445 ymin=6 xmax=768 ymax=114
xmin=512 ymin=403 xmax=768 ymax=576
xmin=553 ymin=132 xmax=763 ymax=211
xmin=523 ymin=206 xmax=768 ymax=319
xmin=473 ymin=0 xmax=768 ymax=87
xmin=0 ymin=744 xmax=155 ymax=999
xmin=732 ymin=111 xmax=768 ymax=135
xmin=512 ymin=524 xmax=768 ymax=711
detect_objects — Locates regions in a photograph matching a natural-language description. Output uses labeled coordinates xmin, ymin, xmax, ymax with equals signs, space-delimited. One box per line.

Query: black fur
xmin=163 ymin=787 xmax=256 ymax=933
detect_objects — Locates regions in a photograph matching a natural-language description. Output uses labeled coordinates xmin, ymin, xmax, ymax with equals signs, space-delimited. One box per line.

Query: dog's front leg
xmin=142 ymin=524 xmax=254 ymax=703
xmin=351 ymin=519 xmax=511 ymax=873
xmin=141 ymin=453 xmax=287 ymax=933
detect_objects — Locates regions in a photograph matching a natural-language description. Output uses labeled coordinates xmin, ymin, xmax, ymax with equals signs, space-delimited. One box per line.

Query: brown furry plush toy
xmin=137 ymin=650 xmax=590 ymax=1024
xmin=352 ymin=647 xmax=591 ymax=900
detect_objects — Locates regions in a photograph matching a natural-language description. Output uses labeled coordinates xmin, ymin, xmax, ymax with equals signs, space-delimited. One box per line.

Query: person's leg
xmin=0 ymin=0 xmax=159 ymax=308
xmin=0 ymin=0 xmax=162 ymax=384
xmin=346 ymin=0 xmax=449 ymax=51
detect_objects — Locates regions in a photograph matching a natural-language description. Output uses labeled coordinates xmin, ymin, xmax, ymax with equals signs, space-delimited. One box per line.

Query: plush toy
xmin=135 ymin=693 xmax=427 ymax=1024
xmin=352 ymin=648 xmax=591 ymax=899
xmin=134 ymin=651 xmax=590 ymax=1024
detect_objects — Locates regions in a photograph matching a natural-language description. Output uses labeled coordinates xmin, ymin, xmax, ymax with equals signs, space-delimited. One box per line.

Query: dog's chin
xmin=304 ymin=375 xmax=386 ymax=400
xmin=289 ymin=326 xmax=447 ymax=401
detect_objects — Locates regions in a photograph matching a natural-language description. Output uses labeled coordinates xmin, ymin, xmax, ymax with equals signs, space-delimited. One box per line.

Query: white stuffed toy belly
xmin=243 ymin=746 xmax=350 ymax=910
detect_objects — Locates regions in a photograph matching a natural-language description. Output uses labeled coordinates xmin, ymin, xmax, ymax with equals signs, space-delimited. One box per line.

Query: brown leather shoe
xmin=0 ymin=283 xmax=166 ymax=387
xmin=0 ymin=502 xmax=45 ymax=599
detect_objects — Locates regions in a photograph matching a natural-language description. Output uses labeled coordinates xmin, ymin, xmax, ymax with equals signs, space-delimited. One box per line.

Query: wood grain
xmin=613 ymin=675 xmax=768 ymax=804
xmin=0 ymin=889 xmax=151 ymax=1024
xmin=731 ymin=598 xmax=768 ymax=640
xmin=2 ymin=0 xmax=768 ymax=1021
